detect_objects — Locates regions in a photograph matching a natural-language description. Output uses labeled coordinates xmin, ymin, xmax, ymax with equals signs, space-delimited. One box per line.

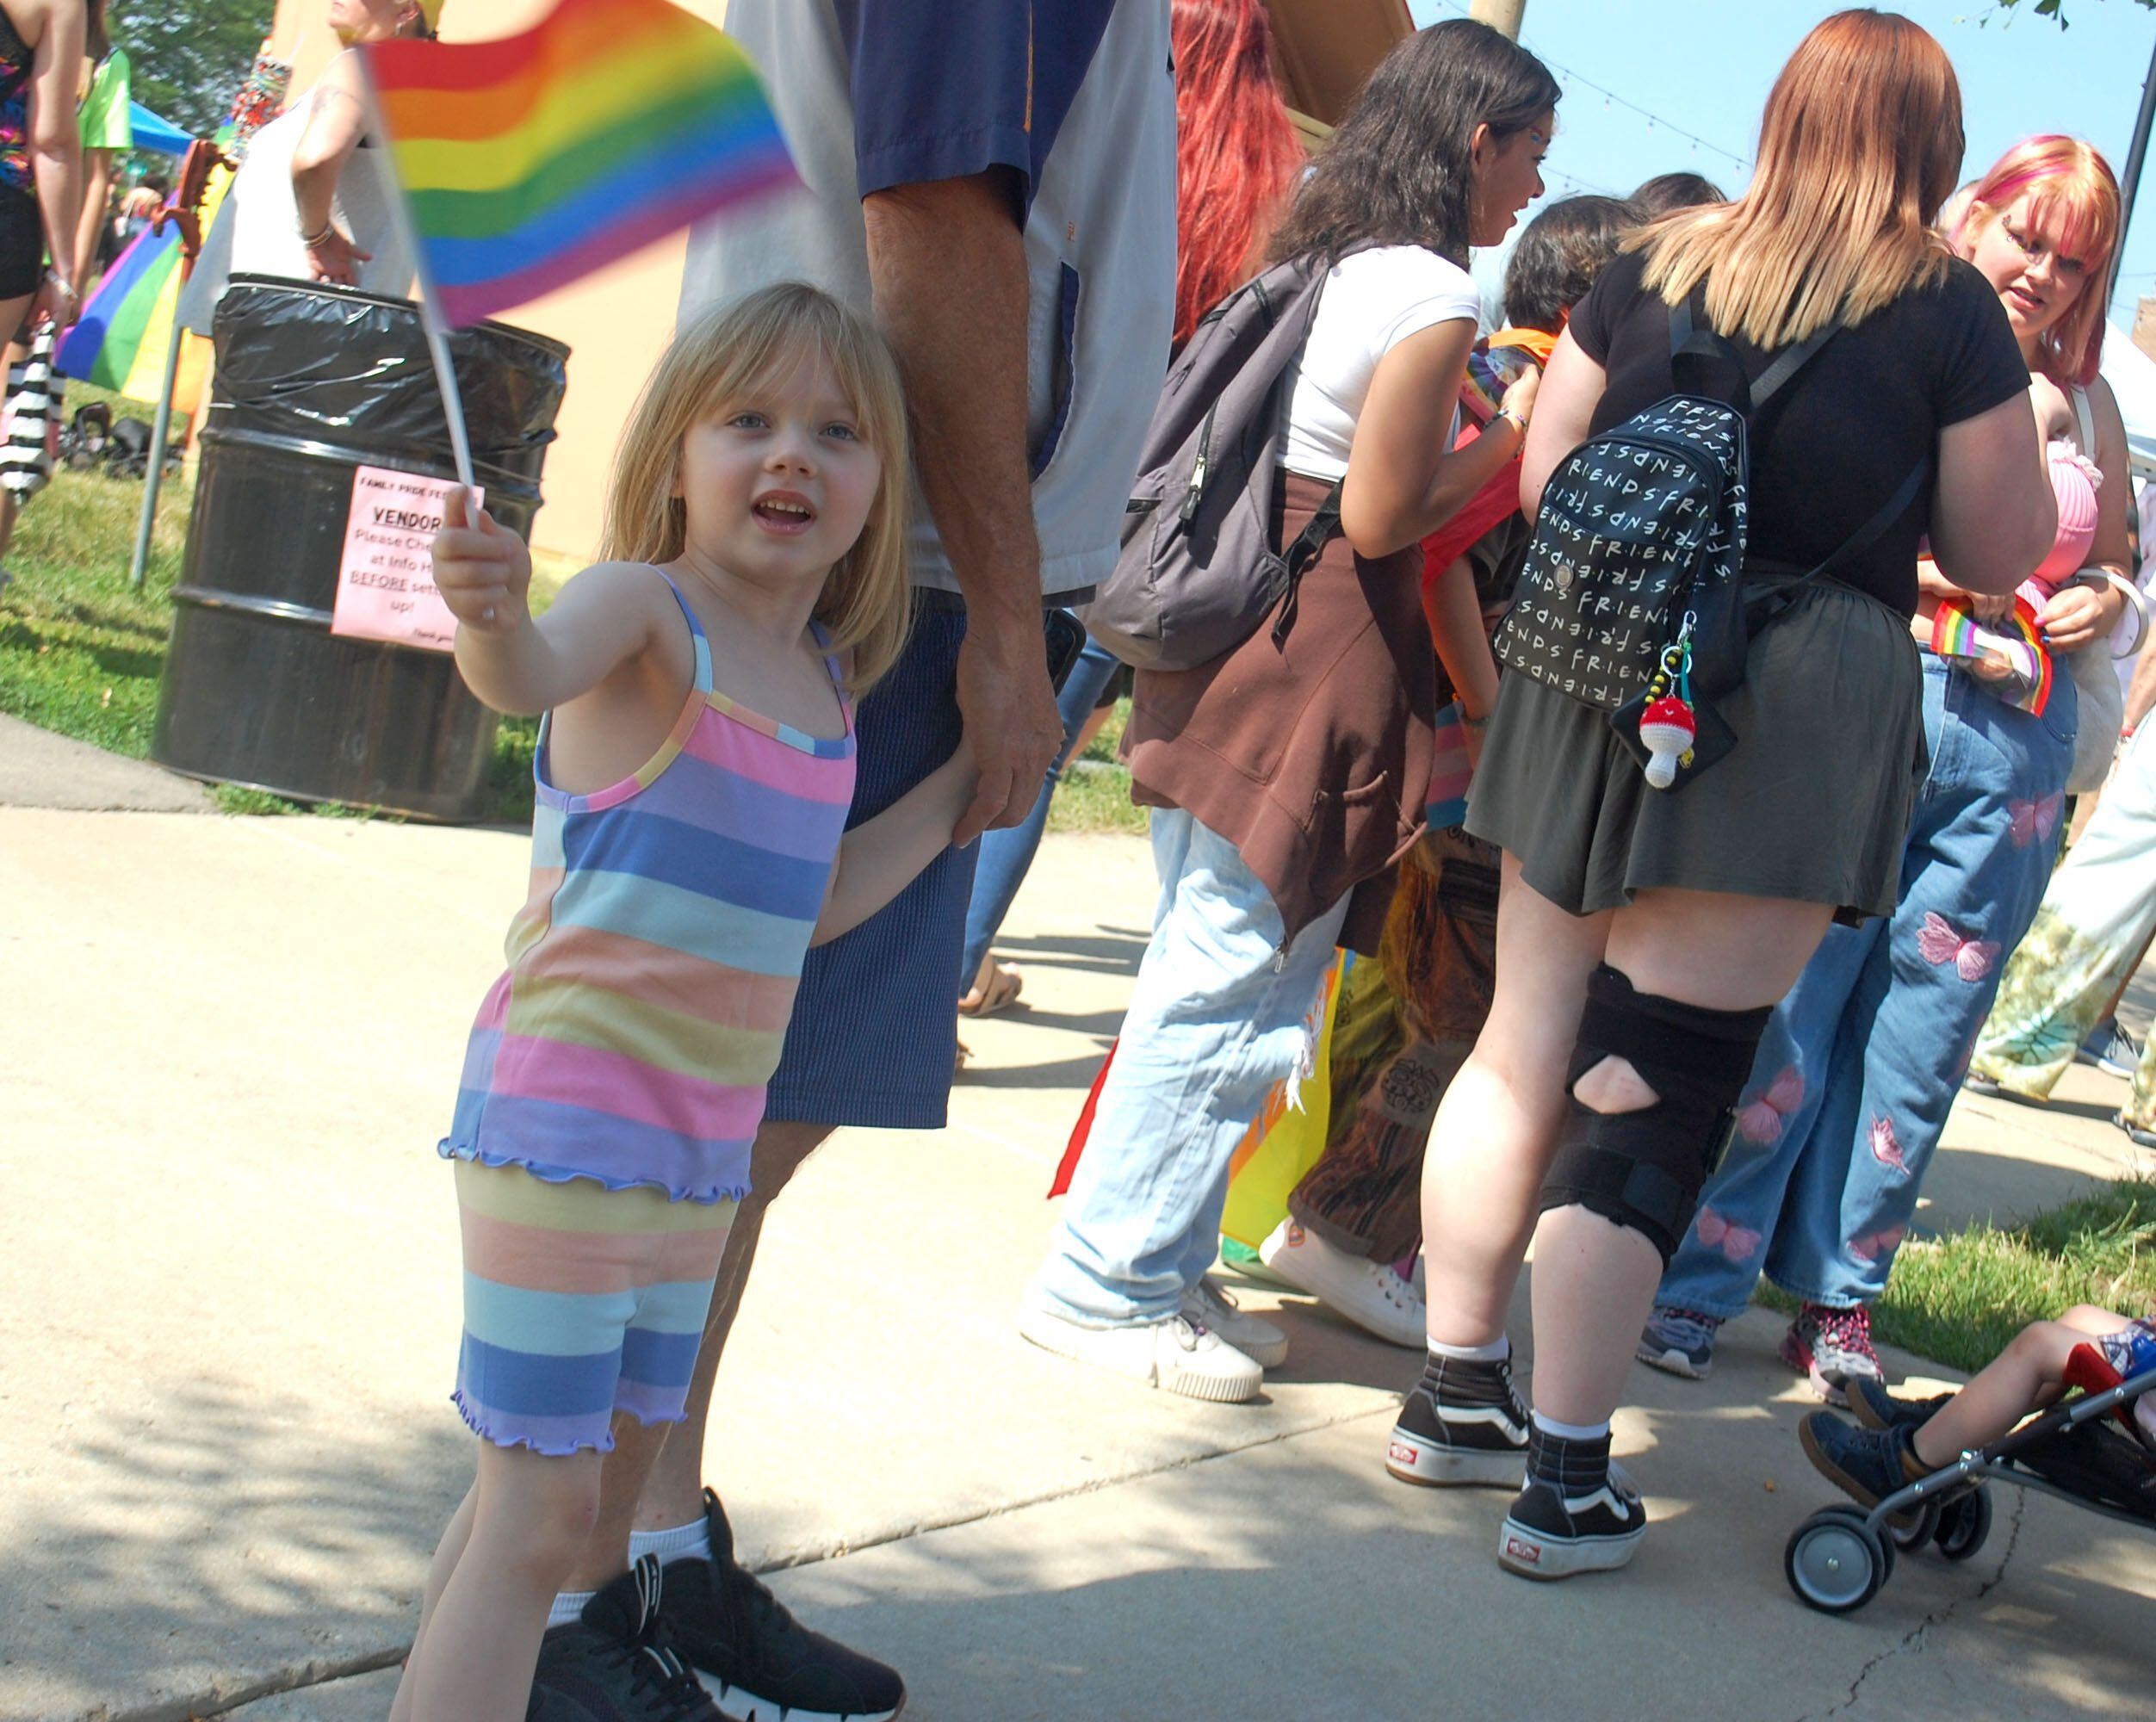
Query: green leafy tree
xmin=114 ymin=0 xmax=280 ymax=141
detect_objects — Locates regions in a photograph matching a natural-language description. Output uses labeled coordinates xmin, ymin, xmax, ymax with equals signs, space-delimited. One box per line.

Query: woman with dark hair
xmin=1263 ymin=194 xmax=1639 ymax=1347
xmin=1629 ymin=170 xmax=1725 ymax=220
xmin=955 ymin=0 xmax=1306 ymax=1026
xmin=1021 ymin=17 xmax=1558 ymax=1403
xmin=1390 ymin=10 xmax=2054 ymax=1580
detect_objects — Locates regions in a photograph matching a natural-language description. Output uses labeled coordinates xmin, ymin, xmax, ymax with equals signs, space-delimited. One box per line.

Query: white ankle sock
xmin=629 ymin=1516 xmax=713 ymax=1565
xmin=1531 ymin=1410 xmax=1609 ymax=1441
xmin=547 ymin=1588 xmax=596 ymax=1629
xmin=1428 ymin=1335 xmax=1509 ymax=1364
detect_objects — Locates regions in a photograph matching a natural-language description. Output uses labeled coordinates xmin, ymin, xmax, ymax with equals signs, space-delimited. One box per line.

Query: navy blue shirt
xmin=834 ymin=0 xmax=1118 ymax=217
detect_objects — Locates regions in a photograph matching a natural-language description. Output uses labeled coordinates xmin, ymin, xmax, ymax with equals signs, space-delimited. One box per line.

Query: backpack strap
xmin=1268 ymin=480 xmax=1343 ymax=650
xmin=1746 ymin=458 xmax=1930 ymax=632
xmin=1669 ymin=288 xmax=1843 ymax=418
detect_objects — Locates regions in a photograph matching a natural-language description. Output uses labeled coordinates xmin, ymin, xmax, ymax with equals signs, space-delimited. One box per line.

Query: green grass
xmin=0 ymin=384 xmax=540 ymax=824
xmin=1760 ymin=1178 xmax=2156 ymax=1377
xmin=1045 ymin=695 xmax=1149 ymax=836
xmin=0 ymin=388 xmax=189 ymax=759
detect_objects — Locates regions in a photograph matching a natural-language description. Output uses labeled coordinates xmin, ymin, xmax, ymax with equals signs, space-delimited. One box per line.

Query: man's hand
xmin=953 ymin=611 xmax=1061 ymax=846
xmin=432 ymin=486 xmax=530 ymax=635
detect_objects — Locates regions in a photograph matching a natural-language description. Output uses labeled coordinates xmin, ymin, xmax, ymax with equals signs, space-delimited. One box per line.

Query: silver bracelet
xmin=298 ymin=219 xmax=336 ymax=247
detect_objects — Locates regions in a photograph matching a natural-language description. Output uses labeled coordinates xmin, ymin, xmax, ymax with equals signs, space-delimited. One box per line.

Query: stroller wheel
xmin=1786 ymin=1505 xmax=1893 ymax=1614
xmin=1887 ymin=1498 xmax=1939 ymax=1552
xmin=1934 ymin=1486 xmax=1992 ymax=1562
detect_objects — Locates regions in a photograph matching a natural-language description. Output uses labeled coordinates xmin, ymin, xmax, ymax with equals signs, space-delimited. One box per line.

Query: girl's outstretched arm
xmin=811 ymin=746 xmax=977 ymax=945
xmin=434 ymin=488 xmax=666 ymax=715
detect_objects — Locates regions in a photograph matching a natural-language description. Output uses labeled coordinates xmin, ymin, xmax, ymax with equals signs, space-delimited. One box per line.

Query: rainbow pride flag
xmin=1930 ymin=594 xmax=2054 ymax=715
xmin=363 ymin=0 xmax=797 ymax=328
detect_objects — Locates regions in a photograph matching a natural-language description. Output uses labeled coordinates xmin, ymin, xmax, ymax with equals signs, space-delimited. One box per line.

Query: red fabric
xmin=2063 ymin=1341 xmax=2137 ymax=1430
xmin=1050 ymin=1039 xmax=1118 ymax=1198
xmin=1419 ymin=430 xmax=1524 ymax=642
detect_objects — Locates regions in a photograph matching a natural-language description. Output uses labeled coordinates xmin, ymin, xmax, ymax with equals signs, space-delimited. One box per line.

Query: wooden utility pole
xmin=1471 ymin=0 xmax=1526 ymax=38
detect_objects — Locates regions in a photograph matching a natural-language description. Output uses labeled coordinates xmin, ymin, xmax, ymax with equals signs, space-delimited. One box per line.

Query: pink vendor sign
xmin=330 ymin=465 xmax=480 ymax=653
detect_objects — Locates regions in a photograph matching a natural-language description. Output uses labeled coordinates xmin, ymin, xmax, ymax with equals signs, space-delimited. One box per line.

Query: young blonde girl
xmin=392 ymin=282 xmax=970 ymax=1722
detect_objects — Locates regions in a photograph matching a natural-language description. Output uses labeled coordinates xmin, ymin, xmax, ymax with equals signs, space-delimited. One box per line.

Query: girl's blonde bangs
xmin=599 ymin=284 xmax=914 ymax=695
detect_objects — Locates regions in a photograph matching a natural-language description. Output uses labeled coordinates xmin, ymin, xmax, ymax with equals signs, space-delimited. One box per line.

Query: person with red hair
xmin=1168 ymin=0 xmax=1305 ymax=350
xmin=1643 ymin=133 xmax=2135 ymax=1409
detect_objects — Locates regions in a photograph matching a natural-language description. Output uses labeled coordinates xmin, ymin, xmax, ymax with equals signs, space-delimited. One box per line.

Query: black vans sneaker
xmin=1385 ymin=1347 xmax=1529 ymax=1487
xmin=531 ymin=1555 xmax=722 ymax=1721
xmin=657 ymin=1489 xmax=906 ymax=1722
xmin=1497 ymin=1425 xmax=1645 ymax=1580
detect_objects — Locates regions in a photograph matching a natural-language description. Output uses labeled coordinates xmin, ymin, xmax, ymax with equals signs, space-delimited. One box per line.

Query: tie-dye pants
xmin=1969 ymin=720 xmax=2156 ymax=1124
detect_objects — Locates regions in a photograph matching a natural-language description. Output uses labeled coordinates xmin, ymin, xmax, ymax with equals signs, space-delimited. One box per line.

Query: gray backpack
xmin=1084 ymin=251 xmax=1344 ymax=671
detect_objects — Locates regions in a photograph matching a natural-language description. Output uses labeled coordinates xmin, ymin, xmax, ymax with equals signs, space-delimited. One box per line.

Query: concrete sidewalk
xmin=3 ymin=807 xmax=2152 ymax=1722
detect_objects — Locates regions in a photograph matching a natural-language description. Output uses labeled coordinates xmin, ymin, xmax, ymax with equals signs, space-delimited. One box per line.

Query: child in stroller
xmin=1800 ymin=1304 xmax=2156 ymax=1508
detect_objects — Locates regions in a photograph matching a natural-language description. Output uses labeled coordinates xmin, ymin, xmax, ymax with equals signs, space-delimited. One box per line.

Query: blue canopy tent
xmin=127 ymin=101 xmax=191 ymax=158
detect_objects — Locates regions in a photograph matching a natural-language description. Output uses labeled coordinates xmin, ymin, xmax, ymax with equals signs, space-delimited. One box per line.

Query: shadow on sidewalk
xmin=1 ymin=1371 xmax=467 ymax=1719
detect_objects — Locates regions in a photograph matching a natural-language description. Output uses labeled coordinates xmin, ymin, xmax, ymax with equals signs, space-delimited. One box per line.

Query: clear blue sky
xmin=1408 ymin=0 xmax=2156 ymax=322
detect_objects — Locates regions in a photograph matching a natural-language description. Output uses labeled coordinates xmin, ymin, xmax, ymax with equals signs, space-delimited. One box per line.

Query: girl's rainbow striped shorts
xmin=452 ymin=1157 xmax=737 ymax=1455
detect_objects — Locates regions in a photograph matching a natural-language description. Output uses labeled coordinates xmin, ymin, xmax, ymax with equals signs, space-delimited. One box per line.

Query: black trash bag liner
xmin=208 ymin=275 xmax=569 ymax=497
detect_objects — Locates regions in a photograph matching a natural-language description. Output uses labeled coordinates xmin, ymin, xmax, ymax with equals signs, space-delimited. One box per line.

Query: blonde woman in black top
xmin=1388 ymin=10 xmax=2055 ymax=1581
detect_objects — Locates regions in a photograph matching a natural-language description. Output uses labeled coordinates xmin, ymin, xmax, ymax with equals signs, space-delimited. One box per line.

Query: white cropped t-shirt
xmin=1279 ymin=245 xmax=1484 ymax=484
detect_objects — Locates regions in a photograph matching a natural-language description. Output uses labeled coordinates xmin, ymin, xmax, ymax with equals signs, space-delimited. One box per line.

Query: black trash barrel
xmin=152 ymin=276 xmax=570 ymax=821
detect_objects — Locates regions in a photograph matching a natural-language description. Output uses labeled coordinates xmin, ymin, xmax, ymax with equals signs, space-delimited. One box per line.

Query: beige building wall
xmin=266 ymin=0 xmax=725 ymax=561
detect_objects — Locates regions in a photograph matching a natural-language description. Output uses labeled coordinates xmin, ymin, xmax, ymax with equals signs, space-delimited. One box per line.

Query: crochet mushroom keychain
xmin=1639 ymin=630 xmax=1697 ymax=790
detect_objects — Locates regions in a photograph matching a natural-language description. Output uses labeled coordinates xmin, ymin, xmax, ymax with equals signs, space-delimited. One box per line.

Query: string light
xmin=1430 ymin=0 xmax=1753 ymax=172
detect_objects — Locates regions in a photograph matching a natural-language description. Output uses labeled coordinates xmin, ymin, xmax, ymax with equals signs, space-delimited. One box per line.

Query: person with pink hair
xmin=1642 ymin=133 xmax=2136 ymax=1403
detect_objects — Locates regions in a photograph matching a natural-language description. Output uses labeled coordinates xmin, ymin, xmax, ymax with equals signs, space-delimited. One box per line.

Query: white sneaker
xmin=1260 ymin=1218 xmax=1427 ymax=1348
xmin=1017 ymin=1304 xmax=1263 ymax=1403
xmin=1180 ymin=1274 xmax=1289 ymax=1369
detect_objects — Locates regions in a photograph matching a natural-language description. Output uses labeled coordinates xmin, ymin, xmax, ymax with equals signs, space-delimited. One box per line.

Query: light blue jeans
xmin=959 ymin=635 xmax=1123 ymax=987
xmin=1657 ymin=653 xmax=2076 ymax=1317
xmin=1028 ymin=808 xmax=1349 ymax=1325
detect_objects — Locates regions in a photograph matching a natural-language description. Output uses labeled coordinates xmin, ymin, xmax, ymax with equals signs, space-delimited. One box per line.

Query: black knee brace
xmin=1538 ymin=964 xmax=1772 ymax=1266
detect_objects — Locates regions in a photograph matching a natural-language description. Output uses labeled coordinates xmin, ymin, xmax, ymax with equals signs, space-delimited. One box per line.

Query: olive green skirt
xmin=1468 ymin=580 xmax=1926 ymax=923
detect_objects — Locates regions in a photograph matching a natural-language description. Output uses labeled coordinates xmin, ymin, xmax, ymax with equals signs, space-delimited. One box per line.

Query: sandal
xmin=957 ymin=954 xmax=1024 ymax=1018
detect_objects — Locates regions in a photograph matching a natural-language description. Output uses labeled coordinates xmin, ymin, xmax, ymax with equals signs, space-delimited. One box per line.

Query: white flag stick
xmin=356 ymin=50 xmax=475 ymax=493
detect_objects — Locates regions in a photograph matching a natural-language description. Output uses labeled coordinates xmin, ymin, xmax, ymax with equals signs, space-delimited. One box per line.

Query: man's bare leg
xmin=634 ymin=1119 xmax=833 ymax=1533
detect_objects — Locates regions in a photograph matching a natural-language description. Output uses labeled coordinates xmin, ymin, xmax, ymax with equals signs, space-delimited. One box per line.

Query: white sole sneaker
xmin=1260 ymin=1218 xmax=1427 ymax=1347
xmin=1181 ymin=1276 xmax=1289 ymax=1368
xmin=1017 ymin=1305 xmax=1262 ymax=1403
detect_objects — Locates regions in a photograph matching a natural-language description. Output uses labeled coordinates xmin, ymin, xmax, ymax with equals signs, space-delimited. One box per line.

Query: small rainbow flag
xmin=1930 ymin=594 xmax=2054 ymax=715
xmin=363 ymin=0 xmax=797 ymax=328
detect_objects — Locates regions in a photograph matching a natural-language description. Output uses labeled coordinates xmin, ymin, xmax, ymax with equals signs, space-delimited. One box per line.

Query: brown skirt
xmin=1467 ymin=579 xmax=1926 ymax=922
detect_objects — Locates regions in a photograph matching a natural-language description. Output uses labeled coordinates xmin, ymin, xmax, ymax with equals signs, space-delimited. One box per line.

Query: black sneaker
xmin=532 ymin=1555 xmax=723 ymax=1721
xmin=1847 ymin=1377 xmax=1953 ymax=1435
xmin=1497 ymin=1425 xmax=1645 ymax=1580
xmin=1385 ymin=1348 xmax=1528 ymax=1487
xmin=657 ymin=1489 xmax=905 ymax=1722
xmin=1799 ymin=1410 xmax=1925 ymax=1509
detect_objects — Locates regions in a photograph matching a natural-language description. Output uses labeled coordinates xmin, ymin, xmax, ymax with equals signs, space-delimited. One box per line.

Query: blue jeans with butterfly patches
xmin=1656 ymin=653 xmax=2076 ymax=1319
